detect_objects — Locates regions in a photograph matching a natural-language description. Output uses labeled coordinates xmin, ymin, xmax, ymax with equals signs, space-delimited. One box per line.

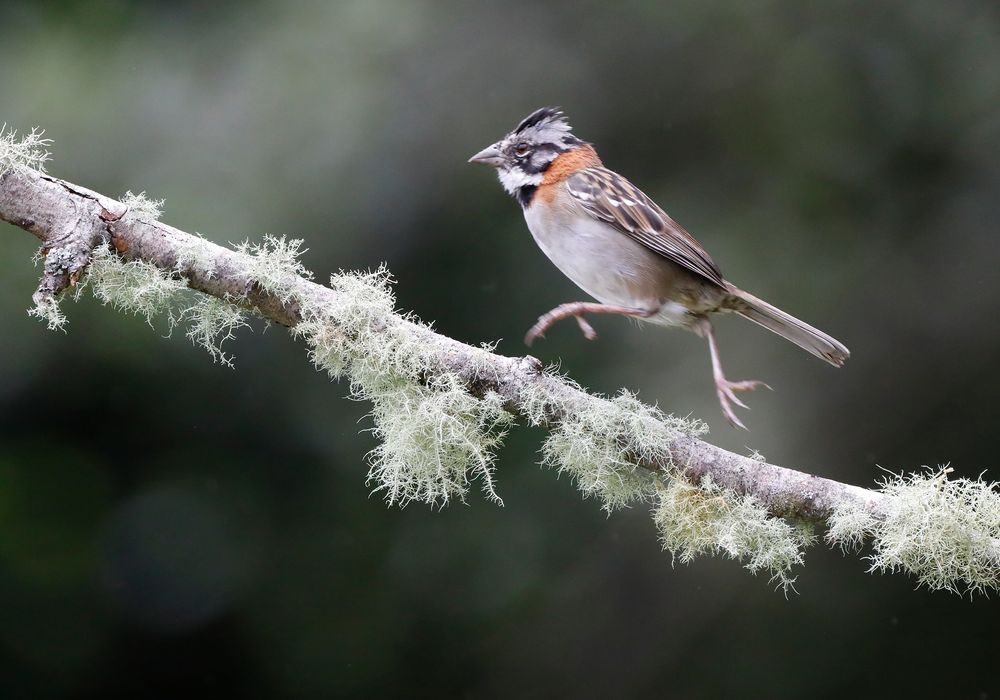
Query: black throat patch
xmin=515 ymin=185 xmax=537 ymax=208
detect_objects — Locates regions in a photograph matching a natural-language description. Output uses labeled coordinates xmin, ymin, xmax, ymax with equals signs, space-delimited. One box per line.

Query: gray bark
xmin=1 ymin=165 xmax=884 ymax=524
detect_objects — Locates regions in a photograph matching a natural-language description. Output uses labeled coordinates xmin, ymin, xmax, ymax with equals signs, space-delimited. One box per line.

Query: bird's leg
xmin=524 ymin=302 xmax=655 ymax=346
xmin=695 ymin=318 xmax=771 ymax=430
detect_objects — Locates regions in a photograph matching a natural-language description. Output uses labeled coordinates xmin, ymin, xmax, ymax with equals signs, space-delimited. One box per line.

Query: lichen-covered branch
xmin=0 ymin=164 xmax=873 ymax=517
xmin=2 ymin=149 xmax=998 ymax=595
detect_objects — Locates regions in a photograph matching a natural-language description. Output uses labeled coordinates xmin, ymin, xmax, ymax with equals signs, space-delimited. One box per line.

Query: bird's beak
xmin=468 ymin=143 xmax=505 ymax=167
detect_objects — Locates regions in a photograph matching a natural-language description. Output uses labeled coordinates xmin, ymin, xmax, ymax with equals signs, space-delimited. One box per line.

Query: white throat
xmin=497 ymin=167 xmax=542 ymax=195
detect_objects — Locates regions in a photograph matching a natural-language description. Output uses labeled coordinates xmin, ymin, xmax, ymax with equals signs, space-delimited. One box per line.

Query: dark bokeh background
xmin=2 ymin=1 xmax=999 ymax=697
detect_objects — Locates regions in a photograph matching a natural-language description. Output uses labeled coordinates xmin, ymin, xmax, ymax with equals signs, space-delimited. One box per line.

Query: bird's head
xmin=468 ymin=107 xmax=586 ymax=200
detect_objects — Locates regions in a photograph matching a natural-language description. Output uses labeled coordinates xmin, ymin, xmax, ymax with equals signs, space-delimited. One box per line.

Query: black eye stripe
xmin=517 ymin=145 xmax=562 ymax=174
xmin=527 ymin=143 xmax=560 ymax=157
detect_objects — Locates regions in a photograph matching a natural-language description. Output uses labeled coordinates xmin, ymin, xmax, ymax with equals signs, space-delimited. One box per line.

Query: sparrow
xmin=469 ymin=107 xmax=849 ymax=429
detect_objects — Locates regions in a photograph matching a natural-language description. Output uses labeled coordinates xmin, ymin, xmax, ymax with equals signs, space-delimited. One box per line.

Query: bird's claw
xmin=715 ymin=378 xmax=770 ymax=431
xmin=524 ymin=323 xmax=547 ymax=346
xmin=574 ymin=315 xmax=598 ymax=340
xmin=525 ymin=313 xmax=598 ymax=345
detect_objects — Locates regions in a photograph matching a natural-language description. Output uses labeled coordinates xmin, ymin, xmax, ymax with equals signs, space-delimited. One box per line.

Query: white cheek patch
xmin=497 ymin=167 xmax=543 ymax=195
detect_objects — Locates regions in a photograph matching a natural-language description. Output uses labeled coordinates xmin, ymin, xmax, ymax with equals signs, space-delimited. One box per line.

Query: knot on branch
xmin=29 ymin=205 xmax=123 ymax=329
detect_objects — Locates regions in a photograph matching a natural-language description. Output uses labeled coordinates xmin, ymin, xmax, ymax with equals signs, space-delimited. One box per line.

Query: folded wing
xmin=565 ymin=167 xmax=725 ymax=287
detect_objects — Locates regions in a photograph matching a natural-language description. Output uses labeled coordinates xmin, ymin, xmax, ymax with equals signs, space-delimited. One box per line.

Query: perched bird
xmin=469 ymin=107 xmax=849 ymax=429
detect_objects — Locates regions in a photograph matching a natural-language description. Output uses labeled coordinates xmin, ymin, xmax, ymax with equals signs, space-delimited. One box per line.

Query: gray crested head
xmin=511 ymin=107 xmax=577 ymax=146
xmin=468 ymin=107 xmax=586 ymax=199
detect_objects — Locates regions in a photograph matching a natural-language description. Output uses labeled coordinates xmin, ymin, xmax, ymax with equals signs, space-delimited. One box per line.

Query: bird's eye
xmin=514 ymin=142 xmax=531 ymax=157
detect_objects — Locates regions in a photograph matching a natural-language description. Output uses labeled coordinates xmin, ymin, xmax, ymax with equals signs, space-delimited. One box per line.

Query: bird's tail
xmin=724 ymin=288 xmax=849 ymax=367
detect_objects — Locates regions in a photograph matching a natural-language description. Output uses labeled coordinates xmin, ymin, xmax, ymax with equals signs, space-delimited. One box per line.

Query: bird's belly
xmin=524 ymin=206 xmax=692 ymax=326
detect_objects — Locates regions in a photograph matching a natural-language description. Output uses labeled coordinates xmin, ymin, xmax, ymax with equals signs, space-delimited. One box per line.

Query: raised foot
xmin=715 ymin=378 xmax=772 ymax=431
xmin=525 ymin=315 xmax=596 ymax=345
xmin=524 ymin=302 xmax=654 ymax=346
xmin=524 ymin=308 xmax=600 ymax=346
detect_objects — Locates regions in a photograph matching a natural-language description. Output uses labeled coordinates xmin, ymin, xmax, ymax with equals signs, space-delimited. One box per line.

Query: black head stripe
xmin=514 ymin=107 xmax=564 ymax=134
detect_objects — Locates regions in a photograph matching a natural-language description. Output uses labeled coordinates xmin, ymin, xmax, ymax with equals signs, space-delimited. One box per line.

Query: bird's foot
xmin=715 ymin=378 xmax=772 ymax=431
xmin=524 ymin=302 xmax=653 ymax=346
xmin=524 ymin=312 xmax=598 ymax=345
xmin=574 ymin=315 xmax=597 ymax=340
xmin=524 ymin=317 xmax=551 ymax=346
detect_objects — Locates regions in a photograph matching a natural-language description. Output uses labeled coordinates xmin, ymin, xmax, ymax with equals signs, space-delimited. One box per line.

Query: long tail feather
xmin=726 ymin=289 xmax=849 ymax=367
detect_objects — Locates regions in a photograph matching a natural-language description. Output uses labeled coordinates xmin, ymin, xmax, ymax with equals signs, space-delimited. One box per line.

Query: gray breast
xmin=523 ymin=197 xmax=680 ymax=318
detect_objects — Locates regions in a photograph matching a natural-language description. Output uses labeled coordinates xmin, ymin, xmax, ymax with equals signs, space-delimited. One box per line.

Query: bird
xmin=469 ymin=107 xmax=849 ymax=429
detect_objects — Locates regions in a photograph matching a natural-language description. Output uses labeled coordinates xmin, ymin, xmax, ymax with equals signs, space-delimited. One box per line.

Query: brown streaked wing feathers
xmin=565 ymin=168 xmax=725 ymax=287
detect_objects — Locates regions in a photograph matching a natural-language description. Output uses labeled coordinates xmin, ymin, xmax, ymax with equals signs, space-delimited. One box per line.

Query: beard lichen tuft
xmin=0 ymin=124 xmax=52 ymax=174
xmin=292 ymin=267 xmax=513 ymax=507
xmin=26 ymin=189 xmax=166 ymax=332
xmin=181 ymin=295 xmax=249 ymax=367
xmin=27 ymin=296 xmax=68 ymax=331
xmin=85 ymin=246 xmax=187 ymax=330
xmin=76 ymin=232 xmax=319 ymax=362
xmin=654 ymin=476 xmax=813 ymax=593
xmin=292 ymin=267 xmax=412 ymax=381
xmin=365 ymin=375 xmax=512 ymax=508
xmin=825 ymin=500 xmax=876 ymax=553
xmin=77 ymin=246 xmax=254 ymax=365
xmin=120 ymin=190 xmax=164 ymax=222
xmin=540 ymin=389 xmax=706 ymax=512
xmin=828 ymin=467 xmax=1000 ymax=595
xmin=237 ymin=234 xmax=313 ymax=303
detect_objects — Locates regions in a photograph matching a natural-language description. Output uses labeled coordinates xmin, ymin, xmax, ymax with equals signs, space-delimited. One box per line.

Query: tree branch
xmin=3 ymin=162 xmax=997 ymax=594
xmin=1 ymin=165 xmax=878 ymax=519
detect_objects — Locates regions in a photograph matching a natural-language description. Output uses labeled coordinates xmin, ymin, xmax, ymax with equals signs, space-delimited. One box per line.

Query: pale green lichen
xmin=27 ymin=241 xmax=68 ymax=331
xmin=17 ymin=168 xmax=513 ymax=506
xmin=27 ymin=297 xmax=68 ymax=331
xmin=518 ymin=364 xmax=582 ymax=427
xmin=365 ymin=375 xmax=512 ymax=508
xmin=120 ymin=190 xmax=164 ymax=222
xmin=0 ymin=124 xmax=52 ymax=174
xmin=825 ymin=500 xmax=875 ymax=553
xmin=827 ymin=467 xmax=1000 ymax=595
xmin=82 ymin=246 xmax=252 ymax=366
xmin=540 ymin=390 xmax=707 ymax=512
xmin=26 ymin=190 xmax=166 ymax=332
xmin=654 ymin=476 xmax=813 ymax=592
xmin=81 ymin=237 xmax=511 ymax=509
xmin=292 ymin=267 xmax=512 ymax=507
xmin=85 ymin=246 xmax=186 ymax=330
xmin=181 ymin=295 xmax=249 ymax=366
xmin=11 ymin=126 xmax=61 ymax=328
xmin=292 ymin=267 xmax=420 ymax=382
xmin=236 ymin=235 xmax=313 ymax=303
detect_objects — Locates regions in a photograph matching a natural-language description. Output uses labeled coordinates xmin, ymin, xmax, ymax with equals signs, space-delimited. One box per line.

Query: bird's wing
xmin=565 ymin=167 xmax=725 ymax=287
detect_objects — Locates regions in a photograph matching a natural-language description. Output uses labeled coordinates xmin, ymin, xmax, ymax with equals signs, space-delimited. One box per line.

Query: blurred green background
xmin=2 ymin=0 xmax=999 ymax=697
